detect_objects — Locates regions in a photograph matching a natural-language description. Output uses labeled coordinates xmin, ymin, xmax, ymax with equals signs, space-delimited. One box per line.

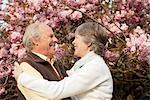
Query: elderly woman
xmin=14 ymin=22 xmax=113 ymax=100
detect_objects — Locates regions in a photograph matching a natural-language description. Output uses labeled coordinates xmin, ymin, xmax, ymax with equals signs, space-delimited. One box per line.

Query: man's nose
xmin=53 ymin=37 xmax=58 ymax=42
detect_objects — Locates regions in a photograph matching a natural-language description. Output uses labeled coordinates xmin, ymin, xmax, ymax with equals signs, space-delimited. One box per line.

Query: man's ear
xmin=32 ymin=38 xmax=39 ymax=46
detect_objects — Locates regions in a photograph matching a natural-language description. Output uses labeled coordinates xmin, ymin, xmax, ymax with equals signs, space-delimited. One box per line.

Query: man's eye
xmin=50 ymin=35 xmax=53 ymax=38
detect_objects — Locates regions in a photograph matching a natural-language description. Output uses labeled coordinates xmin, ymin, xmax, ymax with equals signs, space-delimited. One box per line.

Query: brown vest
xmin=17 ymin=52 xmax=71 ymax=100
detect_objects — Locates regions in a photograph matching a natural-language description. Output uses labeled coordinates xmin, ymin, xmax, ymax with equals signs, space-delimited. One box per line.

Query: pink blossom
xmin=15 ymin=26 xmax=22 ymax=33
xmin=25 ymin=7 xmax=35 ymax=14
xmin=102 ymin=15 xmax=111 ymax=24
xmin=66 ymin=32 xmax=75 ymax=40
xmin=50 ymin=17 xmax=61 ymax=28
xmin=84 ymin=3 xmax=93 ymax=10
xmin=89 ymin=0 xmax=99 ymax=4
xmin=27 ymin=0 xmax=43 ymax=7
xmin=5 ymin=24 xmax=13 ymax=31
xmin=58 ymin=9 xmax=73 ymax=19
xmin=70 ymin=11 xmax=82 ymax=20
xmin=17 ymin=48 xmax=26 ymax=59
xmin=0 ymin=43 xmax=4 ymax=48
xmin=27 ymin=0 xmax=42 ymax=11
xmin=136 ymin=34 xmax=147 ymax=46
xmin=75 ymin=0 xmax=86 ymax=5
xmin=115 ymin=10 xmax=127 ymax=19
xmin=14 ymin=12 xmax=22 ymax=19
xmin=51 ymin=0 xmax=58 ymax=6
xmin=10 ymin=32 xmax=23 ymax=43
xmin=120 ymin=23 xmax=128 ymax=31
xmin=114 ymin=11 xmax=122 ymax=20
xmin=130 ymin=46 xmax=136 ymax=52
xmin=138 ymin=46 xmax=150 ymax=63
xmin=78 ymin=8 xmax=86 ymax=12
xmin=33 ymin=14 xmax=40 ymax=21
xmin=0 ymin=87 xmax=5 ymax=95
xmin=55 ymin=48 xmax=66 ymax=60
xmin=134 ymin=26 xmax=145 ymax=34
xmin=126 ymin=33 xmax=149 ymax=54
xmin=9 ymin=14 xmax=16 ymax=21
xmin=109 ymin=23 xmax=121 ymax=34
xmin=128 ymin=10 xmax=135 ymax=16
xmin=0 ymin=72 xmax=4 ymax=79
xmin=120 ymin=10 xmax=127 ymax=17
xmin=122 ymin=0 xmax=127 ymax=4
xmin=44 ymin=19 xmax=51 ymax=25
xmin=0 ymin=48 xmax=8 ymax=58
xmin=126 ymin=38 xmax=132 ymax=47
xmin=9 ymin=43 xmax=19 ymax=55
xmin=105 ymin=50 xmax=119 ymax=62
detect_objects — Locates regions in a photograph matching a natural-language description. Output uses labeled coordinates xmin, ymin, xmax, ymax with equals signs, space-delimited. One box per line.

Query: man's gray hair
xmin=23 ymin=22 xmax=42 ymax=51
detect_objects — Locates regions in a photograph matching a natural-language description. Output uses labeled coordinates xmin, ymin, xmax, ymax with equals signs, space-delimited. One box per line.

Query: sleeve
xmin=18 ymin=62 xmax=110 ymax=99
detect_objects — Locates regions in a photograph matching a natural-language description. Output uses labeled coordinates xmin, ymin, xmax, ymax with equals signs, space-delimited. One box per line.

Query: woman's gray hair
xmin=23 ymin=22 xmax=42 ymax=51
xmin=75 ymin=22 xmax=108 ymax=57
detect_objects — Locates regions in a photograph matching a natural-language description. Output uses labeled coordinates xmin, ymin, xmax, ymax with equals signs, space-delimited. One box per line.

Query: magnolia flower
xmin=55 ymin=48 xmax=66 ymax=60
xmin=109 ymin=23 xmax=121 ymax=34
xmin=89 ymin=0 xmax=99 ymax=4
xmin=70 ymin=11 xmax=82 ymax=20
xmin=0 ymin=48 xmax=8 ymax=58
xmin=120 ymin=23 xmax=128 ymax=31
xmin=105 ymin=50 xmax=119 ymax=62
xmin=10 ymin=32 xmax=23 ymax=43
xmin=14 ymin=12 xmax=22 ymax=19
xmin=17 ymin=48 xmax=26 ymax=59
xmin=78 ymin=8 xmax=86 ymax=12
xmin=27 ymin=0 xmax=43 ymax=7
xmin=0 ymin=87 xmax=5 ymax=95
xmin=58 ymin=9 xmax=73 ymax=19
xmin=84 ymin=3 xmax=93 ymax=10
xmin=66 ymin=32 xmax=75 ymax=40
xmin=114 ymin=11 xmax=122 ymax=20
xmin=134 ymin=26 xmax=145 ymax=34
xmin=75 ymin=0 xmax=86 ymax=5
xmin=51 ymin=0 xmax=58 ymax=6
xmin=9 ymin=43 xmax=19 ymax=55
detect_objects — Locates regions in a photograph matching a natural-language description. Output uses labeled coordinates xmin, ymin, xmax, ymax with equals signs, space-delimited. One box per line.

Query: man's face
xmin=36 ymin=25 xmax=58 ymax=58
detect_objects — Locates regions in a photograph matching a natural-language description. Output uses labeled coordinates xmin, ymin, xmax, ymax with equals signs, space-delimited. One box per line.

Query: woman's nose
xmin=72 ymin=40 xmax=75 ymax=45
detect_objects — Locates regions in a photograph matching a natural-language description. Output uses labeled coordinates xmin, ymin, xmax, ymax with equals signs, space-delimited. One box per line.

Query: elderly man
xmin=16 ymin=22 xmax=70 ymax=100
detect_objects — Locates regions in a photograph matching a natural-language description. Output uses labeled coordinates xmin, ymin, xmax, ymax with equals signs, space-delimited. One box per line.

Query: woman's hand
xmin=12 ymin=62 xmax=23 ymax=81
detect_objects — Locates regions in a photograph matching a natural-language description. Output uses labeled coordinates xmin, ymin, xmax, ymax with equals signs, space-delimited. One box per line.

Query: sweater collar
xmin=27 ymin=52 xmax=49 ymax=63
xmin=32 ymin=52 xmax=48 ymax=61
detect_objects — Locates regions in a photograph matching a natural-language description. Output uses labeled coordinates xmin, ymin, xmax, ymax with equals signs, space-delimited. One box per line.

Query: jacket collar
xmin=73 ymin=51 xmax=98 ymax=70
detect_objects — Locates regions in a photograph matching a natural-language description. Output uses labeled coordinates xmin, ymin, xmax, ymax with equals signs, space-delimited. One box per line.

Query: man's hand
xmin=12 ymin=62 xmax=23 ymax=81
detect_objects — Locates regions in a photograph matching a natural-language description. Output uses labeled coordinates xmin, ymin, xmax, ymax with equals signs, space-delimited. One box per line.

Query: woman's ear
xmin=88 ymin=42 xmax=92 ymax=47
xmin=87 ymin=43 xmax=93 ymax=51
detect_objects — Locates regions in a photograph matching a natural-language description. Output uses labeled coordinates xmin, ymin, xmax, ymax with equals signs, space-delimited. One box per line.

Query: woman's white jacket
xmin=18 ymin=51 xmax=113 ymax=100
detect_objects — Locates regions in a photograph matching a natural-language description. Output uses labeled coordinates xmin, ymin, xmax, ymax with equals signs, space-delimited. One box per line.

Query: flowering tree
xmin=0 ymin=0 xmax=150 ymax=99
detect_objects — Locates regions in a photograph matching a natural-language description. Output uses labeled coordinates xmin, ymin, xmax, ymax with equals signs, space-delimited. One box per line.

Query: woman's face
xmin=72 ymin=34 xmax=90 ymax=58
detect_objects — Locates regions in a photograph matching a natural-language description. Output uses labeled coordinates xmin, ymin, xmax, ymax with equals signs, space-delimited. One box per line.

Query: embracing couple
xmin=13 ymin=22 xmax=113 ymax=100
